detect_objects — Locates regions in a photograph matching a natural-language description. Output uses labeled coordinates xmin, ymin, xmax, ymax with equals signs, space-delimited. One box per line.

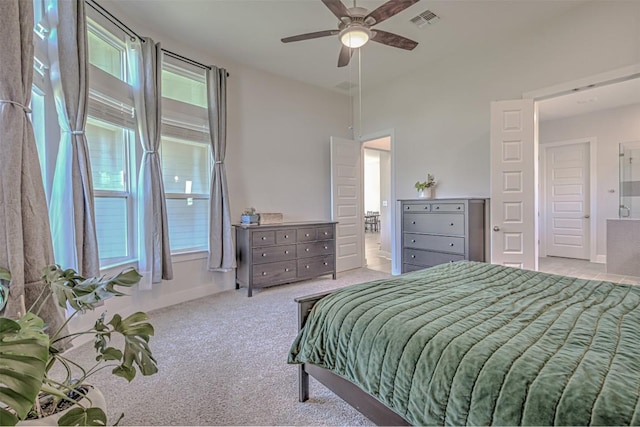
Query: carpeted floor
xmin=65 ymin=268 xmax=390 ymax=426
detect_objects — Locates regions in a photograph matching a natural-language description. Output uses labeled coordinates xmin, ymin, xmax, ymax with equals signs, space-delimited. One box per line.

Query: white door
xmin=544 ymin=143 xmax=590 ymax=259
xmin=490 ymin=99 xmax=538 ymax=270
xmin=331 ymin=136 xmax=363 ymax=272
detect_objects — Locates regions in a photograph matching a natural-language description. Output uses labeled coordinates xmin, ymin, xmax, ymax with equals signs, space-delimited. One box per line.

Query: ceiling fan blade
xmin=337 ymin=45 xmax=353 ymax=67
xmin=366 ymin=0 xmax=420 ymax=26
xmin=371 ymin=30 xmax=418 ymax=50
xmin=281 ymin=30 xmax=339 ymax=43
xmin=321 ymin=0 xmax=351 ymax=20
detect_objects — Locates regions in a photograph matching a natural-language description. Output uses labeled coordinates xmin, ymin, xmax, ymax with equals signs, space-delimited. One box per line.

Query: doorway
xmin=363 ymin=137 xmax=391 ymax=274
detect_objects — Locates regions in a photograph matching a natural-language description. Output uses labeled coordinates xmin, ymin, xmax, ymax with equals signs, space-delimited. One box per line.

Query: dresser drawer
xmin=403 ymin=213 xmax=464 ymax=236
xmin=252 ymin=244 xmax=296 ymax=265
xmin=403 ymin=263 xmax=428 ymax=273
xmin=316 ymin=226 xmax=334 ymax=241
xmin=404 ymin=233 xmax=465 ymax=254
xmin=297 ymin=228 xmax=317 ymax=242
xmin=252 ymin=260 xmax=297 ymax=286
xmin=252 ymin=231 xmax=275 ymax=246
xmin=276 ymin=229 xmax=296 ymax=244
xmin=431 ymin=203 xmax=465 ymax=213
xmin=403 ymin=203 xmax=431 ymax=212
xmin=404 ymin=248 xmax=465 ymax=267
xmin=298 ymin=256 xmax=334 ymax=279
xmin=298 ymin=241 xmax=334 ymax=258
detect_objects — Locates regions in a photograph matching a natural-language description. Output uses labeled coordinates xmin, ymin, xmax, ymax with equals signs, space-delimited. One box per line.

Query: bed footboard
xmin=294 ymin=291 xmax=333 ymax=402
xmin=294 ymin=291 xmax=410 ymax=426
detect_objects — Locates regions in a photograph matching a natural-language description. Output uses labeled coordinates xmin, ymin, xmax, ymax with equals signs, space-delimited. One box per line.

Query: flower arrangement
xmin=415 ymin=174 xmax=436 ymax=191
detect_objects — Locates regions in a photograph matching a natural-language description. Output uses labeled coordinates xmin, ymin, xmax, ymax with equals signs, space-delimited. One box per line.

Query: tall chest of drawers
xmin=400 ymin=198 xmax=486 ymax=273
xmin=234 ymin=221 xmax=337 ymax=297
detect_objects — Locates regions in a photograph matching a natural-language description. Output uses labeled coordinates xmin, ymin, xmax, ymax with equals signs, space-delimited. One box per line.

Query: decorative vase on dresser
xmin=400 ymin=198 xmax=487 ymax=273
xmin=233 ymin=221 xmax=337 ymax=297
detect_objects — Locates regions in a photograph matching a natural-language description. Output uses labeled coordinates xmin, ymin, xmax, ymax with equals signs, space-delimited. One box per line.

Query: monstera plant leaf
xmin=0 ymin=313 xmax=49 ymax=425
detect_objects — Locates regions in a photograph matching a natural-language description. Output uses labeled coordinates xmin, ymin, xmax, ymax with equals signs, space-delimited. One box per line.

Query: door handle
xmin=584 ymin=215 xmax=590 ymax=219
xmin=493 ymin=226 xmax=500 ymax=232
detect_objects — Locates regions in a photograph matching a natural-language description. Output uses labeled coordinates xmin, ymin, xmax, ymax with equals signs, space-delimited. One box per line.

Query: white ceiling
xmin=102 ymin=0 xmax=587 ymax=92
xmin=101 ymin=0 xmax=640 ymax=119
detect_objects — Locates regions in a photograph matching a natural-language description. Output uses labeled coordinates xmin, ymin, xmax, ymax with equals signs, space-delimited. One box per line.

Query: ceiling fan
xmin=281 ymin=0 xmax=420 ymax=67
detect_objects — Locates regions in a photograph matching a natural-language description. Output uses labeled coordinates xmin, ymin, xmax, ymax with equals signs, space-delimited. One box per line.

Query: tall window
xmin=161 ymin=59 xmax=210 ymax=253
xmin=86 ymin=117 xmax=134 ymax=262
xmin=86 ymin=15 xmax=137 ymax=266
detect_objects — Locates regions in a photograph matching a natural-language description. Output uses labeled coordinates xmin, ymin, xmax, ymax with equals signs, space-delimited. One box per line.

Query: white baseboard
xmin=595 ymin=255 xmax=606 ymax=264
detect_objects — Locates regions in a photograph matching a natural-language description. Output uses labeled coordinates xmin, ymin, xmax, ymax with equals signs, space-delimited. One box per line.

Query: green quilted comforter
xmin=288 ymin=261 xmax=640 ymax=426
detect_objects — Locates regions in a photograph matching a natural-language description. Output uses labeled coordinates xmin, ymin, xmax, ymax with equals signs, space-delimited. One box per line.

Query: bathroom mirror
xmin=619 ymin=141 xmax=640 ymax=218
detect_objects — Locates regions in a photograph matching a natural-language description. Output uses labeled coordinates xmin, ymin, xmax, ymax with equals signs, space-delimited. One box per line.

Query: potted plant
xmin=415 ymin=173 xmax=437 ymax=198
xmin=0 ymin=264 xmax=157 ymax=426
xmin=240 ymin=207 xmax=259 ymax=224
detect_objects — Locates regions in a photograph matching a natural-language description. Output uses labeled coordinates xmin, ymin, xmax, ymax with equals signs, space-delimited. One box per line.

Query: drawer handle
xmin=284 ymin=235 xmax=289 ymax=238
xmin=284 ymin=250 xmax=289 ymax=254
xmin=324 ymin=232 xmax=328 ymax=235
xmin=262 ymin=272 xmax=267 ymax=276
xmin=450 ymin=260 xmax=454 ymax=263
xmin=285 ymin=268 xmax=290 ymax=272
xmin=305 ymin=233 xmax=310 ymax=237
xmin=324 ymin=262 xmax=328 ymax=266
xmin=305 ymin=265 xmax=310 ymax=269
xmin=450 ymin=223 xmax=454 ymax=226
xmin=449 ymin=243 xmax=454 ymax=246
xmin=262 ymin=253 xmax=267 ymax=257
xmin=406 ymin=206 xmax=410 ymax=210
xmin=457 ymin=207 xmax=461 ymax=210
xmin=324 ymin=246 xmax=328 ymax=250
xmin=411 ymin=255 xmax=416 ymax=258
xmin=412 ymin=221 xmax=416 ymax=225
xmin=305 ymin=248 xmax=310 ymax=252
xmin=435 ymin=206 xmax=440 ymax=210
xmin=261 ymin=236 xmax=267 ymax=240
xmin=411 ymin=239 xmax=416 ymax=243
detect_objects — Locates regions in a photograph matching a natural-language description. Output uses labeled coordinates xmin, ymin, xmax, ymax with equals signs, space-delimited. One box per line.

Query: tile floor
xmin=365 ymin=231 xmax=392 ymax=274
xmin=365 ymin=232 xmax=639 ymax=285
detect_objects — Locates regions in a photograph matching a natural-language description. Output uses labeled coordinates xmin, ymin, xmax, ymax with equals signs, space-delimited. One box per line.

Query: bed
xmin=288 ymin=261 xmax=640 ymax=426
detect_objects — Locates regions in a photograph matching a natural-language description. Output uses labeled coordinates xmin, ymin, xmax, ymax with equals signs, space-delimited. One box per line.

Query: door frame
xmin=539 ymin=137 xmax=598 ymax=262
xmin=360 ymin=128 xmax=398 ymax=274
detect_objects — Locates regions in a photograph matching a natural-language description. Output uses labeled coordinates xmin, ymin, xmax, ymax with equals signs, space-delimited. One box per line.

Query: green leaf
xmin=0 ymin=267 xmax=11 ymax=282
xmin=0 ymin=313 xmax=49 ymax=420
xmin=98 ymin=347 xmax=122 ymax=361
xmin=57 ymin=407 xmax=107 ymax=426
xmin=107 ymin=312 xmax=158 ymax=381
xmin=0 ymin=407 xmax=19 ymax=426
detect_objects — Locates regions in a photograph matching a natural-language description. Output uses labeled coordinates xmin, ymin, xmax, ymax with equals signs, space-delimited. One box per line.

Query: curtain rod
xmin=85 ymin=0 xmax=141 ymax=41
xmin=162 ymin=49 xmax=230 ymax=77
xmin=85 ymin=0 xmax=229 ymax=77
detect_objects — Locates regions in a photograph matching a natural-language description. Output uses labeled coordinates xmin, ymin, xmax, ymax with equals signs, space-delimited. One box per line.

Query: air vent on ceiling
xmin=335 ymin=81 xmax=359 ymax=91
xmin=410 ymin=10 xmax=440 ymax=28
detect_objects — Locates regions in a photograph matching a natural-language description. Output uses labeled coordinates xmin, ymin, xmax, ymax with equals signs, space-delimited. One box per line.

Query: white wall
xmin=358 ymin=1 xmax=640 ymax=201
xmin=539 ymin=103 xmax=640 ymax=260
xmin=69 ymin=6 xmax=351 ymax=336
xmin=379 ymin=150 xmax=391 ymax=255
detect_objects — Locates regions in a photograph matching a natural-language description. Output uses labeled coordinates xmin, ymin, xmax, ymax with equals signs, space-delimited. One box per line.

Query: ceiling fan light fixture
xmin=339 ymin=26 xmax=371 ymax=48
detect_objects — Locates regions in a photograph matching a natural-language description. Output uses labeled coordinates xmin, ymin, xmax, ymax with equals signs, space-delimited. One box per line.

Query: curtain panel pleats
xmin=47 ymin=0 xmax=100 ymax=277
xmin=0 ymin=0 xmax=66 ymax=333
xmin=206 ymin=67 xmax=235 ymax=271
xmin=128 ymin=38 xmax=173 ymax=285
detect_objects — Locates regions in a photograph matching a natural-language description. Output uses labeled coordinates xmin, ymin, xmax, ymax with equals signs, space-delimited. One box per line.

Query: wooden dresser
xmin=400 ymin=198 xmax=486 ymax=273
xmin=233 ymin=221 xmax=337 ymax=297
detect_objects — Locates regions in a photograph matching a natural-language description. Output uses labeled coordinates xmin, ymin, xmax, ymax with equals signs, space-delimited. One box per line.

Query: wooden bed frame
xmin=295 ymin=291 xmax=411 ymax=426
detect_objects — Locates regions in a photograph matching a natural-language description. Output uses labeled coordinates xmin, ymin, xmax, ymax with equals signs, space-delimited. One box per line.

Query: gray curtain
xmin=206 ymin=67 xmax=235 ymax=271
xmin=47 ymin=0 xmax=99 ymax=276
xmin=129 ymin=38 xmax=172 ymax=285
xmin=0 ymin=0 xmax=66 ymax=333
